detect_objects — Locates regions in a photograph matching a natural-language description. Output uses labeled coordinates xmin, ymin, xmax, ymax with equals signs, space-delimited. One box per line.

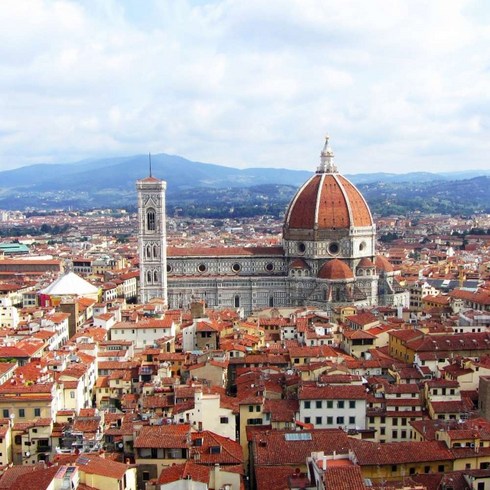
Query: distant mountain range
xmin=0 ymin=153 xmax=489 ymax=214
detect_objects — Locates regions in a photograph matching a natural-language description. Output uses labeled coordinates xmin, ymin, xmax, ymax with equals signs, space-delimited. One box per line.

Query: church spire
xmin=317 ymin=135 xmax=337 ymax=174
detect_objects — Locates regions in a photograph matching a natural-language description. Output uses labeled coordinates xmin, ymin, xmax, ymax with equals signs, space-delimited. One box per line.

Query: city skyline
xmin=1 ymin=0 xmax=490 ymax=174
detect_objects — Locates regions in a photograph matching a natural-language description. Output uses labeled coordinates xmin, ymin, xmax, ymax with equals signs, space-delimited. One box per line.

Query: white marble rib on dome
xmin=41 ymin=271 xmax=99 ymax=296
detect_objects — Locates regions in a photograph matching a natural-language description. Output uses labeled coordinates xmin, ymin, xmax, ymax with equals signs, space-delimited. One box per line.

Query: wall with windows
xmin=299 ymin=397 xmax=366 ymax=430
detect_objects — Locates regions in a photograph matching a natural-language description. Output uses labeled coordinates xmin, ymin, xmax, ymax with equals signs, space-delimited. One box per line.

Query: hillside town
xmin=3 ymin=0 xmax=490 ymax=487
xmin=0 ymin=202 xmax=489 ymax=490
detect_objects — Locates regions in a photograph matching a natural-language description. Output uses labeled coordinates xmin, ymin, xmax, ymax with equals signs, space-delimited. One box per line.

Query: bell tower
xmin=137 ymin=168 xmax=167 ymax=305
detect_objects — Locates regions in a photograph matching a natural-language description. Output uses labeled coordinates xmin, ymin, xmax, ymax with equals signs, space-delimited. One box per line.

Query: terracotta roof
xmin=299 ymin=384 xmax=368 ymax=400
xmin=289 ymin=258 xmax=310 ymax=269
xmin=134 ymin=424 xmax=190 ymax=448
xmin=158 ymin=461 xmax=210 ymax=485
xmin=324 ymin=465 xmax=366 ymax=490
xmin=318 ymin=259 xmax=354 ymax=280
xmin=375 ymin=255 xmax=394 ymax=273
xmin=138 ymin=176 xmax=161 ymax=183
xmin=74 ymin=454 xmax=130 ymax=479
xmin=252 ymin=429 xmax=350 ymax=465
xmin=263 ymin=399 xmax=299 ymax=422
xmin=0 ymin=463 xmax=48 ymax=489
xmin=425 ymin=378 xmax=460 ymax=388
xmin=190 ymin=430 xmax=243 ymax=465
xmin=429 ymin=399 xmax=473 ymax=413
xmin=357 ymin=257 xmax=374 ymax=269
xmin=73 ymin=416 xmax=101 ymax=433
xmin=168 ymin=246 xmax=284 ymax=257
xmin=255 ymin=466 xmax=309 ymax=490
xmin=284 ymin=173 xmax=373 ymax=231
xmin=407 ymin=332 xmax=490 ymax=352
xmin=6 ymin=465 xmax=59 ymax=490
xmin=342 ymin=329 xmax=376 ymax=340
xmin=350 ymin=439 xmax=453 ymax=465
xmin=450 ymin=288 xmax=490 ymax=306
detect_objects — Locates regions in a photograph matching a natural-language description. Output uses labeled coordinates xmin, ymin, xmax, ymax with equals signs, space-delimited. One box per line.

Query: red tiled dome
xmin=285 ymin=173 xmax=373 ymax=231
xmin=318 ymin=259 xmax=354 ymax=280
xmin=357 ymin=257 xmax=375 ymax=268
xmin=289 ymin=258 xmax=310 ymax=269
xmin=375 ymin=255 xmax=394 ymax=272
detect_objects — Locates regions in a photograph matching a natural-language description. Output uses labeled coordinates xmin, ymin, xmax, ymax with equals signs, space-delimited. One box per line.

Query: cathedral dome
xmin=318 ymin=259 xmax=354 ymax=280
xmin=284 ymin=137 xmax=373 ymax=236
xmin=289 ymin=258 xmax=310 ymax=269
xmin=375 ymin=255 xmax=394 ymax=273
xmin=357 ymin=257 xmax=375 ymax=268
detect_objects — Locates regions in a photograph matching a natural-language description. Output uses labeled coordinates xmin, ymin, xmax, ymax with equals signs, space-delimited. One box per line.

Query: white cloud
xmin=0 ymin=0 xmax=489 ymax=174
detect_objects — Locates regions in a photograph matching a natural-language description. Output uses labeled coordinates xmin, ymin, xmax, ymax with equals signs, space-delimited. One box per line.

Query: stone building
xmin=137 ymin=174 xmax=168 ymax=304
xmin=137 ymin=137 xmax=407 ymax=314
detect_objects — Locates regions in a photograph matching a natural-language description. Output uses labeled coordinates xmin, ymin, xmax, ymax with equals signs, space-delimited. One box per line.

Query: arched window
xmin=269 ymin=295 xmax=274 ymax=307
xmin=153 ymin=271 xmax=159 ymax=283
xmin=153 ymin=244 xmax=158 ymax=259
xmin=146 ymin=271 xmax=152 ymax=284
xmin=146 ymin=208 xmax=156 ymax=231
xmin=234 ymin=295 xmax=240 ymax=308
xmin=146 ymin=245 xmax=152 ymax=259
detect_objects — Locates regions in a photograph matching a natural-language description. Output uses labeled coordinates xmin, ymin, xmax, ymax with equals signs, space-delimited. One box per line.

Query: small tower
xmin=317 ymin=135 xmax=338 ymax=174
xmin=137 ymin=164 xmax=167 ymax=305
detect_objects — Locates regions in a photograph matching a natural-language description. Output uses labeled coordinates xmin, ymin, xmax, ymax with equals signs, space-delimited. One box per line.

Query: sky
xmin=1 ymin=0 xmax=490 ymax=174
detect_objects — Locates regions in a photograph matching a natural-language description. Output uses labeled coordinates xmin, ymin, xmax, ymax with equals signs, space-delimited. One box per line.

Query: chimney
xmin=190 ymin=301 xmax=206 ymax=319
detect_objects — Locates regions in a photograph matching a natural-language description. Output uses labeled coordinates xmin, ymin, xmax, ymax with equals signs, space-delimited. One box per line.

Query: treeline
xmin=0 ymin=223 xmax=71 ymax=237
xmin=359 ymin=177 xmax=490 ymax=217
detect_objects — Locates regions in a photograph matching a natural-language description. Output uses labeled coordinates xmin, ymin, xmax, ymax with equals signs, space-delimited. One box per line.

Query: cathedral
xmin=137 ymin=137 xmax=407 ymax=314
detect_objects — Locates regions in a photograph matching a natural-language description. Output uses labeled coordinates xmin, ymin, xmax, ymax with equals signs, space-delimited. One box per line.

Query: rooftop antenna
xmin=149 ymin=153 xmax=152 ymax=177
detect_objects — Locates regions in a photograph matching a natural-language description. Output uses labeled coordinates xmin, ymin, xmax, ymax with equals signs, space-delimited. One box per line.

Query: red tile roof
xmin=263 ymin=399 xmax=299 ymax=422
xmin=134 ymin=424 xmax=190 ymax=449
xmin=350 ymin=439 xmax=453 ymax=465
xmin=285 ymin=173 xmax=372 ymax=231
xmin=324 ymin=465 xmax=366 ymax=490
xmin=252 ymin=429 xmax=350 ymax=466
xmin=318 ymin=259 xmax=354 ymax=280
xmin=255 ymin=466 xmax=308 ymax=490
xmin=7 ymin=465 xmax=59 ymax=490
xmin=75 ymin=454 xmax=131 ymax=479
xmin=168 ymin=246 xmax=284 ymax=257
xmin=299 ymin=384 xmax=368 ymax=400
xmin=190 ymin=430 xmax=243 ymax=465
xmin=158 ymin=461 xmax=210 ymax=485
